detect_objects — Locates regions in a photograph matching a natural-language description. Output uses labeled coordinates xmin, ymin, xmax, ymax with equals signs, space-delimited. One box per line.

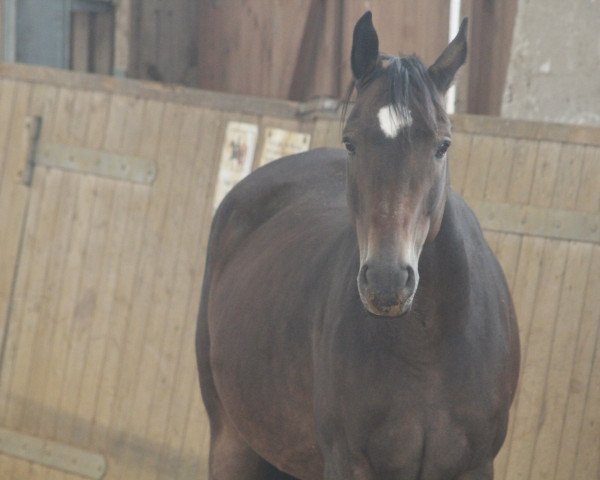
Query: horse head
xmin=344 ymin=12 xmax=468 ymax=317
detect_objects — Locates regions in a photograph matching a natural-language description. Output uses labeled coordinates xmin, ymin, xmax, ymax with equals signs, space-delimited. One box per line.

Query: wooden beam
xmin=471 ymin=200 xmax=599 ymax=244
xmin=0 ymin=427 xmax=106 ymax=479
xmin=71 ymin=11 xmax=91 ymax=72
xmin=1 ymin=0 xmax=17 ymax=62
xmin=288 ymin=0 xmax=326 ymax=101
xmin=113 ymin=0 xmax=132 ymax=76
xmin=91 ymin=11 xmax=114 ymax=74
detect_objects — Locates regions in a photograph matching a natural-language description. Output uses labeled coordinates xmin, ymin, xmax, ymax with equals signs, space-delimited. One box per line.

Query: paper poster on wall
xmin=259 ymin=128 xmax=311 ymax=166
xmin=213 ymin=121 xmax=259 ymax=210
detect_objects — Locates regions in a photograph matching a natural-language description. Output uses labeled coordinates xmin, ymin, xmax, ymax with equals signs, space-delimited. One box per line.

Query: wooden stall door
xmin=0 ymin=77 xmax=218 ymax=479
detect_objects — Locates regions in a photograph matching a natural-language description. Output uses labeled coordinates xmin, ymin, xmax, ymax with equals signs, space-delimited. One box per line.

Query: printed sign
xmin=213 ymin=121 xmax=259 ymax=210
xmin=259 ymin=128 xmax=311 ymax=166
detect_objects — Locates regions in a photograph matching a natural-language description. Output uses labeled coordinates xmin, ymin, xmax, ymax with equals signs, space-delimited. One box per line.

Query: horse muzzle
xmin=357 ymin=262 xmax=418 ymax=317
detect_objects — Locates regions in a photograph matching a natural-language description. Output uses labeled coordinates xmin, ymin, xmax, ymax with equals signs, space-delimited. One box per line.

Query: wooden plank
xmin=31 ymin=95 xmax=111 ymax=448
xmin=555 ymin=245 xmax=600 ymax=478
xmin=105 ymin=102 xmax=185 ymax=477
xmin=528 ymin=141 xmax=562 ymax=208
xmin=506 ymin=139 xmax=539 ymax=205
xmin=572 ymin=264 xmax=600 ymax=477
xmin=471 ymin=201 xmax=599 ymax=244
xmin=492 ymin=236 xmax=543 ymax=478
xmin=48 ymin=98 xmax=125 ymax=448
xmin=3 ymin=167 xmax=67 ymax=480
xmin=128 ymin=106 xmax=207 ymax=479
xmin=0 ymin=455 xmax=83 ymax=480
xmin=25 ymin=90 xmax=98 ymax=448
xmin=0 ymin=80 xmax=18 ymax=184
xmin=0 ymin=81 xmax=35 ymax=426
xmin=483 ymin=137 xmax=516 ymax=203
xmin=528 ymin=242 xmax=594 ymax=479
xmin=0 ymin=83 xmax=58 ymax=480
xmin=0 ymin=80 xmax=21 ymax=347
xmin=461 ymin=135 xmax=494 ymax=199
xmin=62 ymin=98 xmax=142 ymax=455
xmin=149 ymin=109 xmax=224 ymax=480
xmin=17 ymin=90 xmax=94 ymax=480
xmin=72 ymin=95 xmax=145 ymax=450
xmin=0 ymin=426 xmax=106 ymax=479
xmin=451 ymin=114 xmax=600 ymax=148
xmin=122 ymin=106 xmax=220 ymax=478
xmin=310 ymin=117 xmax=341 ymax=149
xmin=552 ymin=144 xmax=585 ymax=210
xmin=19 ymin=172 xmax=81 ymax=436
xmin=503 ymin=239 xmax=569 ymax=479
xmin=575 ymin=146 xmax=600 ymax=214
xmin=90 ymin=99 xmax=164 ymax=452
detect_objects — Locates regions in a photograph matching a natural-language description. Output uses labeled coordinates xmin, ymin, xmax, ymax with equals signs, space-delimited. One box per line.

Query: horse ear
xmin=428 ymin=17 xmax=468 ymax=93
xmin=351 ymin=11 xmax=379 ymax=81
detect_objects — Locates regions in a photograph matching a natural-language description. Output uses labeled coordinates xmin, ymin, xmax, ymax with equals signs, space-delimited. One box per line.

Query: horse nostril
xmin=359 ymin=264 xmax=369 ymax=288
xmin=402 ymin=264 xmax=415 ymax=290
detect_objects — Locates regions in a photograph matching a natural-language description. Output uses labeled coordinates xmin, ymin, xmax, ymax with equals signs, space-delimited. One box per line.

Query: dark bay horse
xmin=196 ymin=12 xmax=520 ymax=480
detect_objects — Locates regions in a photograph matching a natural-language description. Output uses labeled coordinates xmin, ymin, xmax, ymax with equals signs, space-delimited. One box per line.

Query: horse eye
xmin=435 ymin=140 xmax=451 ymax=159
xmin=344 ymin=141 xmax=356 ymax=155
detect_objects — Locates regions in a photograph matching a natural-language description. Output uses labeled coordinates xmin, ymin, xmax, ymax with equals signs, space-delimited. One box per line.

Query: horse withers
xmin=196 ymin=12 xmax=520 ymax=480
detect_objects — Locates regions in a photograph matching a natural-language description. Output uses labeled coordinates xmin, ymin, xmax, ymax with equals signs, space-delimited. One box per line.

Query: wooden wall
xmin=195 ymin=0 xmax=450 ymax=101
xmin=192 ymin=0 xmax=516 ymax=113
xmin=0 ymin=64 xmax=598 ymax=479
xmin=129 ymin=0 xmax=200 ymax=85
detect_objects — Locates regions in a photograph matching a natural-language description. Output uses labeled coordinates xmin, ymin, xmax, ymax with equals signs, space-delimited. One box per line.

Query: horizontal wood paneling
xmin=0 ymin=64 xmax=598 ymax=479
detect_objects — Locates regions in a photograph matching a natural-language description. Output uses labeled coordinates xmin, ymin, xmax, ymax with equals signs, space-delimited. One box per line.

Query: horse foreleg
xmin=208 ymin=422 xmax=266 ymax=479
xmin=208 ymin=421 xmax=298 ymax=480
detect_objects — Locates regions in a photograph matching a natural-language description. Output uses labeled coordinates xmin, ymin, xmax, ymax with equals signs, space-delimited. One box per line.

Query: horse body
xmin=197 ymin=12 xmax=519 ymax=480
xmin=199 ymin=151 xmax=518 ymax=479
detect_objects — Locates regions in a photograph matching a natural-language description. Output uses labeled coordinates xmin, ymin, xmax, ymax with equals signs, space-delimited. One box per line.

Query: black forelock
xmin=342 ymin=54 xmax=448 ymax=138
xmin=387 ymin=55 xmax=447 ymax=136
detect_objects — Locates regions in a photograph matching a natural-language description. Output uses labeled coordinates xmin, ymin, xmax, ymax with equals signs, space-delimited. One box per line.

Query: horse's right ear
xmin=351 ymin=11 xmax=379 ymax=81
xmin=427 ymin=18 xmax=468 ymax=93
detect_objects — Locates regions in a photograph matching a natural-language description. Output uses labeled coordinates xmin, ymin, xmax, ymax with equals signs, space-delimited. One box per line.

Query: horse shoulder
xmin=208 ymin=148 xmax=346 ymax=268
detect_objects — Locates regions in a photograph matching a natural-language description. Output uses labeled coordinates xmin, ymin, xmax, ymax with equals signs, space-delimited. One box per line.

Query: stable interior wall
xmin=502 ymin=0 xmax=600 ymax=126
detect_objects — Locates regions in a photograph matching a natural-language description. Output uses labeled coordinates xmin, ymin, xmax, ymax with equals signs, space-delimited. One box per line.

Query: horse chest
xmin=323 ymin=381 xmax=498 ymax=479
xmin=316 ymin=334 xmax=503 ymax=478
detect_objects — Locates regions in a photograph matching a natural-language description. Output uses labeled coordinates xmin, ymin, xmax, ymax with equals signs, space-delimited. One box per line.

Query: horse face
xmin=345 ymin=12 xmax=467 ymax=317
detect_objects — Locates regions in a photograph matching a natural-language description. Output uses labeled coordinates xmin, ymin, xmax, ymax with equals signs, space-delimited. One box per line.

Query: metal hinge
xmin=21 ymin=117 xmax=156 ymax=185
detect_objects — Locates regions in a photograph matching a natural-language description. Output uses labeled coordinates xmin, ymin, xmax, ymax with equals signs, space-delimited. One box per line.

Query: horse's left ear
xmin=351 ymin=11 xmax=379 ymax=81
xmin=428 ymin=18 xmax=468 ymax=93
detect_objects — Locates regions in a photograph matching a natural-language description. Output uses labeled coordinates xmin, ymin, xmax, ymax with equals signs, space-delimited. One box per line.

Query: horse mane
xmin=341 ymin=54 xmax=447 ymax=138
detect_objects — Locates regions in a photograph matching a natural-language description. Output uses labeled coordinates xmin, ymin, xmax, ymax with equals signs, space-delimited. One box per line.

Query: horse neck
xmin=417 ymin=190 xmax=472 ymax=325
